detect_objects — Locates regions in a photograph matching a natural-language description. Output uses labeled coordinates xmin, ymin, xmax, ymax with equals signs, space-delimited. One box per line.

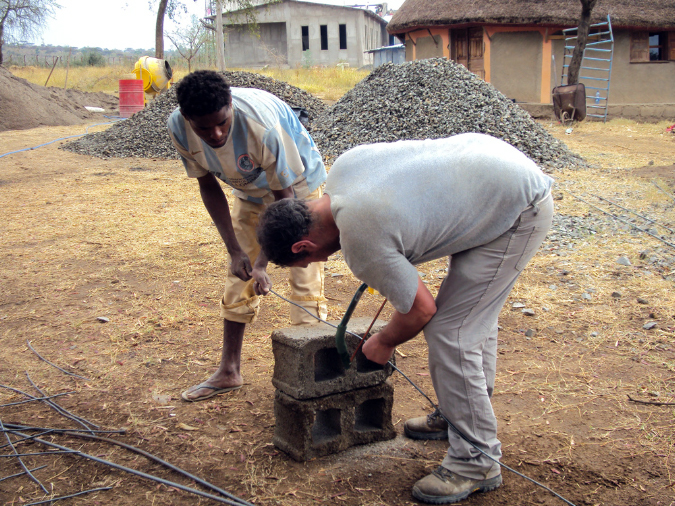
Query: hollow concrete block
xmin=271 ymin=317 xmax=395 ymax=399
xmin=272 ymin=380 xmax=396 ymax=461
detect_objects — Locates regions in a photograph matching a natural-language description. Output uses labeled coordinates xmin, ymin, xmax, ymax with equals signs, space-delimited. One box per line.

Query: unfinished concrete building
xmin=216 ymin=0 xmax=390 ymax=69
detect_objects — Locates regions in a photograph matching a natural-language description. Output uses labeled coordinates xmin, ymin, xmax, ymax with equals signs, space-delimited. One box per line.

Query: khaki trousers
xmin=423 ymin=194 xmax=553 ymax=480
xmin=219 ymin=187 xmax=327 ymax=324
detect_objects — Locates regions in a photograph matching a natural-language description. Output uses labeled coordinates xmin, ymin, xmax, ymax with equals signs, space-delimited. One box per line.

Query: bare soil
xmin=1 ymin=117 xmax=675 ymax=506
xmin=0 ymin=67 xmax=118 ymax=132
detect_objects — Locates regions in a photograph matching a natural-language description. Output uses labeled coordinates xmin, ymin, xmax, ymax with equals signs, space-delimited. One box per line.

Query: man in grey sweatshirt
xmin=256 ymin=133 xmax=554 ymax=504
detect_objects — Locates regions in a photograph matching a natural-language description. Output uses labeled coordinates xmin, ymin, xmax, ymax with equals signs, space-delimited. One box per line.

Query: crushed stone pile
xmin=311 ymin=58 xmax=583 ymax=171
xmin=62 ymin=71 xmax=328 ymax=159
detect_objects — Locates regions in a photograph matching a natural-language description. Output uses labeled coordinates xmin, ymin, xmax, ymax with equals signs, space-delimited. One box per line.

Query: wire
xmin=267 ymin=288 xmax=578 ymax=506
xmin=0 ymin=120 xmax=123 ymax=159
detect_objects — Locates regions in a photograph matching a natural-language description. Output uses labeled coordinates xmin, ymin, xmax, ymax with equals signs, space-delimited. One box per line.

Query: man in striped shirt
xmin=167 ymin=70 xmax=327 ymax=402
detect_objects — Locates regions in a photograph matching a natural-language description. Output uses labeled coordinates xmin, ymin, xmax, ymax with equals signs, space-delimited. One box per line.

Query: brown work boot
xmin=412 ymin=466 xmax=502 ymax=504
xmin=404 ymin=408 xmax=448 ymax=440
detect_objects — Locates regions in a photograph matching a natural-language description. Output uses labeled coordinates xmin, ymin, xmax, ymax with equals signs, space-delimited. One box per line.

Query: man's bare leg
xmin=181 ymin=319 xmax=245 ymax=401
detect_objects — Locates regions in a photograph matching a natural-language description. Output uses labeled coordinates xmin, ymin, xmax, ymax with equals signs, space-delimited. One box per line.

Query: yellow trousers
xmin=219 ymin=187 xmax=327 ymax=324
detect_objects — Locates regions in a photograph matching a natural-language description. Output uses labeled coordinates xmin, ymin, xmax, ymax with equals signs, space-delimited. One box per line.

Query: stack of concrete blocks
xmin=271 ymin=317 xmax=396 ymax=461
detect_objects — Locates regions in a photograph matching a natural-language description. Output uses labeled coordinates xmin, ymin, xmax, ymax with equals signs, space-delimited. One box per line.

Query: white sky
xmin=37 ymin=0 xmax=404 ymax=51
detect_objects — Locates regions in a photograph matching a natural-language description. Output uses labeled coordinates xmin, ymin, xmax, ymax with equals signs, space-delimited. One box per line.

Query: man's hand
xmin=362 ymin=332 xmax=395 ymax=365
xmin=361 ymin=277 xmax=437 ymax=365
xmin=251 ymin=242 xmax=273 ymax=295
xmin=229 ymin=249 xmax=253 ymax=281
xmin=252 ymin=266 xmax=272 ymax=295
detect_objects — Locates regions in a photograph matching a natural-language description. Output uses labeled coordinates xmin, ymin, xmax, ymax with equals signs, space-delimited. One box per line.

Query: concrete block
xmin=271 ymin=317 xmax=395 ymax=399
xmin=273 ymin=380 xmax=396 ymax=461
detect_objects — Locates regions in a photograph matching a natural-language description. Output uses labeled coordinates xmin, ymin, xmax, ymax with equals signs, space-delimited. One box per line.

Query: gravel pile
xmin=61 ymin=71 xmax=328 ymax=159
xmin=311 ymin=58 xmax=583 ymax=171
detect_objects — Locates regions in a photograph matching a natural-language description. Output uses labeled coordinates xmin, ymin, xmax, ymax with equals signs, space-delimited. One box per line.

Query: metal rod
xmin=25 ymin=373 xmax=98 ymax=429
xmin=0 ymin=465 xmax=48 ymax=484
xmin=24 ymin=373 xmax=98 ymax=433
xmin=49 ymin=431 xmax=254 ymax=506
xmin=0 ymin=450 xmax=80 ymax=457
xmin=7 ymin=430 xmax=255 ymax=506
xmin=592 ymin=194 xmax=675 ymax=234
xmin=0 ymin=419 xmax=48 ymax=494
xmin=0 ymin=430 xmax=54 ymax=450
xmin=24 ymin=487 xmax=112 ymax=506
xmin=350 ymin=298 xmax=388 ymax=361
xmin=2 ymin=424 xmax=125 ymax=435
xmin=652 ymin=180 xmax=675 ymax=201
xmin=26 ymin=340 xmax=90 ymax=381
xmin=0 ymin=392 xmax=75 ymax=408
xmin=566 ymin=191 xmax=675 ymax=249
xmin=269 ymin=288 xmax=368 ymax=342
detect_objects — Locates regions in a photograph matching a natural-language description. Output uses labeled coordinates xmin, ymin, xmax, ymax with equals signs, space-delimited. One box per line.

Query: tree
xmin=167 ymin=14 xmax=207 ymax=72
xmin=566 ymin=0 xmax=599 ymax=85
xmin=0 ymin=0 xmax=60 ymax=65
xmin=153 ymin=0 xmax=271 ymax=69
xmin=200 ymin=0 xmax=274 ymax=71
xmin=152 ymin=0 xmax=193 ymax=59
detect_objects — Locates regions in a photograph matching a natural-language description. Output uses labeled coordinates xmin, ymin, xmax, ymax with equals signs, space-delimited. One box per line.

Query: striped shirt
xmin=167 ymin=87 xmax=326 ymax=204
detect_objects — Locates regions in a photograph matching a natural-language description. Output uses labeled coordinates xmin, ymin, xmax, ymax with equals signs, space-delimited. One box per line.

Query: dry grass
xmin=8 ymin=64 xmax=369 ymax=102
xmin=1 ymin=110 xmax=675 ymax=503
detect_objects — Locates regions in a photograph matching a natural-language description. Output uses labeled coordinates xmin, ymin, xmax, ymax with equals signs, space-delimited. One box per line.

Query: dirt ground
xmin=1 ymin=117 xmax=675 ymax=506
xmin=0 ymin=67 xmax=120 ymax=133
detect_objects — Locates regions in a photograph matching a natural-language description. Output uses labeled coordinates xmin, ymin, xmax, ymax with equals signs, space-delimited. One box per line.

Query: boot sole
xmin=404 ymin=426 xmax=448 ymax=441
xmin=411 ymin=474 xmax=502 ymax=504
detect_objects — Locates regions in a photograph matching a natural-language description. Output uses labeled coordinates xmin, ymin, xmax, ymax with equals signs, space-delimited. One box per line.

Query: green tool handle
xmin=335 ymin=283 xmax=368 ymax=369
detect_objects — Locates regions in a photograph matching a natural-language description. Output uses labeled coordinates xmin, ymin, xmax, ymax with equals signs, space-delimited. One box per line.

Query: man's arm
xmin=197 ymin=173 xmax=252 ymax=281
xmin=362 ymin=277 xmax=437 ymax=365
xmin=251 ymin=187 xmax=295 ymax=295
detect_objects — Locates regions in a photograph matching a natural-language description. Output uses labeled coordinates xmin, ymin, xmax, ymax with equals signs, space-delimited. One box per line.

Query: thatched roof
xmin=388 ymin=0 xmax=675 ymax=34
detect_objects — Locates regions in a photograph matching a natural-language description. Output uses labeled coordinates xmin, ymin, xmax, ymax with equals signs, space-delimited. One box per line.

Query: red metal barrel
xmin=118 ymin=79 xmax=144 ymax=118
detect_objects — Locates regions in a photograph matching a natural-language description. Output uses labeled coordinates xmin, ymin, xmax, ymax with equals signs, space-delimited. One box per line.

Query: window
xmin=630 ymin=31 xmax=674 ymax=62
xmin=339 ymin=24 xmax=347 ymax=50
xmin=649 ymin=32 xmax=667 ymax=60
xmin=320 ymin=25 xmax=328 ymax=50
xmin=301 ymin=26 xmax=309 ymax=52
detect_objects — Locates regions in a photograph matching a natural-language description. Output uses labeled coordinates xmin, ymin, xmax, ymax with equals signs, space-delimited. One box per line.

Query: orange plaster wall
xmin=408 ymin=28 xmax=450 ymax=59
xmin=540 ymin=38 xmax=552 ymax=103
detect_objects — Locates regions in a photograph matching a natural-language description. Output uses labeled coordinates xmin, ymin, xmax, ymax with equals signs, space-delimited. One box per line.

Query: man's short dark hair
xmin=175 ymin=70 xmax=232 ymax=118
xmin=257 ymin=199 xmax=314 ymax=266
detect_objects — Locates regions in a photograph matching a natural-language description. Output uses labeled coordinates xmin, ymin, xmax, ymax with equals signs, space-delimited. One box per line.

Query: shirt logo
xmin=237 ymin=154 xmax=254 ymax=173
xmin=189 ymin=150 xmax=202 ymax=156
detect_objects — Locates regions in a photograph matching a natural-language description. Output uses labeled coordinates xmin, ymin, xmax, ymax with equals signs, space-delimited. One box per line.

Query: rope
xmin=268 ymin=288 xmax=578 ymax=506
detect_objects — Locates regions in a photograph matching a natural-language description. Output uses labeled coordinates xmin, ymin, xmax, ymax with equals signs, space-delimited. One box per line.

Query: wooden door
xmin=451 ymin=27 xmax=484 ymax=79
xmin=452 ymin=29 xmax=468 ymax=68
xmin=467 ymin=27 xmax=485 ymax=79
